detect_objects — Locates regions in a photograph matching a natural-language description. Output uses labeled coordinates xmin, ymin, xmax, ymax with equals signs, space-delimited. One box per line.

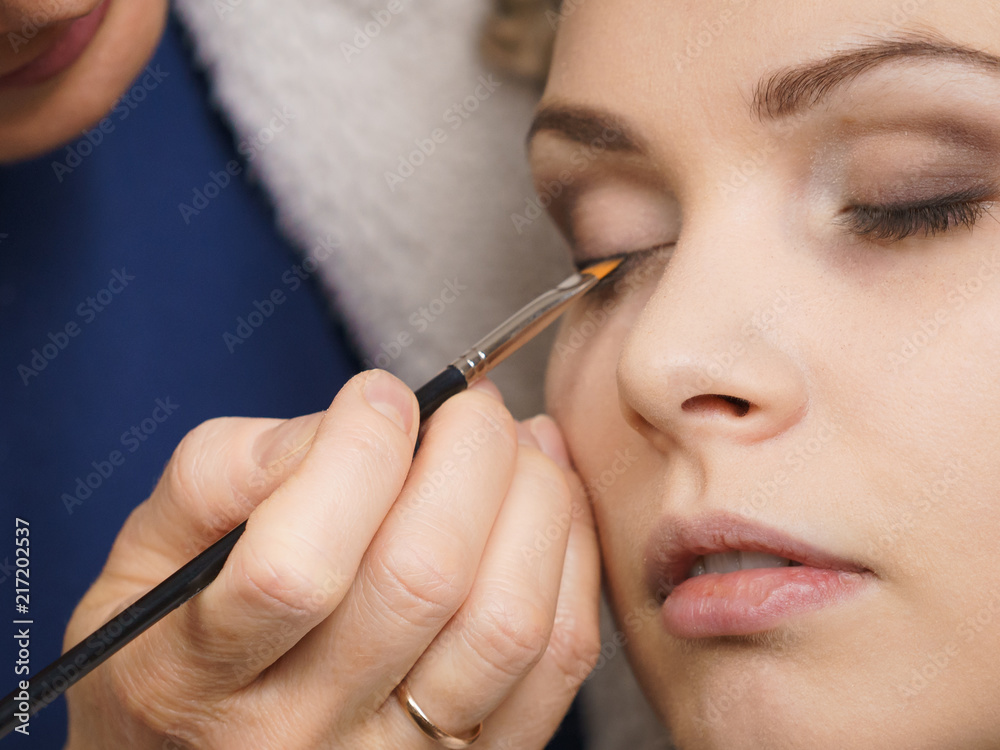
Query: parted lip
xmin=644 ymin=511 xmax=870 ymax=600
xmin=0 ymin=0 xmax=110 ymax=86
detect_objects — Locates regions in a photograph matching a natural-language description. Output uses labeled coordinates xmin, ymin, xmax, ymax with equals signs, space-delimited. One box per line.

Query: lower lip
xmin=661 ymin=567 xmax=871 ymax=639
xmin=0 ymin=0 xmax=111 ymax=90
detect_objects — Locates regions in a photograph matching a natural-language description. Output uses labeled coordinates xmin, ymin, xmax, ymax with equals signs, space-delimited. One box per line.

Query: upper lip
xmin=644 ymin=511 xmax=869 ymax=600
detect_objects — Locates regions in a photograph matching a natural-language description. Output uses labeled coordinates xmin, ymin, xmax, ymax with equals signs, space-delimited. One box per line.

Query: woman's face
xmin=536 ymin=1 xmax=1000 ymax=747
xmin=0 ymin=0 xmax=166 ymax=162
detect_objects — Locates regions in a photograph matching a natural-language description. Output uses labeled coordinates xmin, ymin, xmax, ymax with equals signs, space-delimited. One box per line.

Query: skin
xmin=535 ymin=1 xmax=1000 ymax=748
xmin=0 ymin=0 xmax=166 ymax=162
xmin=3 ymin=4 xmax=601 ymax=746
xmin=63 ymin=373 xmax=601 ymax=749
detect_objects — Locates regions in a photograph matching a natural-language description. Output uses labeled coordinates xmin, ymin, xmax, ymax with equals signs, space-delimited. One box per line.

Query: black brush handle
xmin=0 ymin=522 xmax=245 ymax=738
xmin=0 ymin=367 xmax=469 ymax=740
xmin=413 ymin=365 xmax=468 ymax=422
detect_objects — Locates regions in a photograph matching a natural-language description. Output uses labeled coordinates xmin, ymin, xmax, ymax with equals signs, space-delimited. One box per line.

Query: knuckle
xmin=464 ymin=594 xmax=552 ymax=679
xmin=336 ymin=420 xmax=411 ymax=486
xmin=439 ymin=391 xmax=517 ymax=456
xmin=163 ymin=418 xmax=245 ymax=539
xmin=231 ymin=538 xmax=338 ymax=620
xmin=106 ymin=655 xmax=216 ymax=741
xmin=517 ymin=449 xmax=572 ymax=511
xmin=374 ymin=540 xmax=470 ymax=624
xmin=544 ymin=612 xmax=602 ymax=687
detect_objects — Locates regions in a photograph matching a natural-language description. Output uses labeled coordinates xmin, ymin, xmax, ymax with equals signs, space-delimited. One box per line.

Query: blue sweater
xmin=0 ymin=16 xmax=583 ymax=749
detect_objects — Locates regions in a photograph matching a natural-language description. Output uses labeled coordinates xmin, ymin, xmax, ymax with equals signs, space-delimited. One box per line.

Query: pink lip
xmin=0 ymin=0 xmax=111 ymax=89
xmin=645 ymin=512 xmax=874 ymax=639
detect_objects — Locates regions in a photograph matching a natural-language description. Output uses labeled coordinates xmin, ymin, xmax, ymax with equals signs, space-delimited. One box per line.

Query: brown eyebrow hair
xmin=526 ymin=105 xmax=645 ymax=153
xmin=528 ymin=35 xmax=1000 ymax=149
xmin=753 ymin=34 xmax=1000 ymax=119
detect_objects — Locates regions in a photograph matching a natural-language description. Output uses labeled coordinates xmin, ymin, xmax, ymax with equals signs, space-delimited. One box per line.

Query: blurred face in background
xmin=534 ymin=0 xmax=1000 ymax=748
xmin=0 ymin=0 xmax=166 ymax=161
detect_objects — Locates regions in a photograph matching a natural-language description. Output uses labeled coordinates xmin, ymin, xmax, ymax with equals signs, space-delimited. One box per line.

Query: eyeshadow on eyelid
xmin=834 ymin=114 xmax=1000 ymax=151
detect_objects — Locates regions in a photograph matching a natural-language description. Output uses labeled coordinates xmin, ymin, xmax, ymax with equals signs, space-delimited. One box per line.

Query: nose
xmin=617 ymin=219 xmax=809 ymax=451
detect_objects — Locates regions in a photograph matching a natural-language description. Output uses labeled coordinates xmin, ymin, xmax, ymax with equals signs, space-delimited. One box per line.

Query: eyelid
xmin=574 ymin=242 xmax=675 ymax=291
xmin=839 ymin=186 xmax=998 ymax=242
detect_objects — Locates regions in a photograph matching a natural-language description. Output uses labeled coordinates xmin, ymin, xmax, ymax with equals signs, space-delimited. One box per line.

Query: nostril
xmin=681 ymin=394 xmax=753 ymax=418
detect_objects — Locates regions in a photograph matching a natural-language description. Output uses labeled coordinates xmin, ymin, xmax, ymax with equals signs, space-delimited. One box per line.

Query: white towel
xmin=174 ymin=0 xmax=571 ymax=417
xmin=173 ymin=1 xmax=672 ymax=746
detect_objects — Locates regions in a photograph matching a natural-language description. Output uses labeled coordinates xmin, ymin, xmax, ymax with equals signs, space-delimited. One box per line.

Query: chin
xmin=0 ymin=0 xmax=167 ymax=163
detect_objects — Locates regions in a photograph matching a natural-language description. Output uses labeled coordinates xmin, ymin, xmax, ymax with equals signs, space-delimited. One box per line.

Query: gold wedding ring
xmin=396 ymin=680 xmax=483 ymax=748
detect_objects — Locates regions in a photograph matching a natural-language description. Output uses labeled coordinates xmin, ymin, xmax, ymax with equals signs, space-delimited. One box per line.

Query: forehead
xmin=545 ymin=0 xmax=1000 ymax=142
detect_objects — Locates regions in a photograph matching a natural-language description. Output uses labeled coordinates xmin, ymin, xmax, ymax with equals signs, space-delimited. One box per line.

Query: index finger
xmin=102 ymin=409 xmax=326 ymax=585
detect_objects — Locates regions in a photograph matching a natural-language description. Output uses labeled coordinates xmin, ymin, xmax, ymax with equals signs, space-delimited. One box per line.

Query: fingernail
xmin=363 ymin=370 xmax=415 ymax=434
xmin=469 ymin=377 xmax=504 ymax=404
xmin=516 ymin=421 xmax=540 ymax=448
xmin=529 ymin=415 xmax=571 ymax=469
xmin=255 ymin=412 xmax=324 ymax=469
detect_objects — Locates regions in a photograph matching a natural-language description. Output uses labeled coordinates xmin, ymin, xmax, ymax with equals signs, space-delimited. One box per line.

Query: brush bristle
xmin=582 ymin=255 xmax=626 ymax=280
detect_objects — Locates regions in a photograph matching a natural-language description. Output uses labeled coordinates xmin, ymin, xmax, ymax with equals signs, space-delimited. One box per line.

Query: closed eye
xmin=839 ymin=187 xmax=997 ymax=242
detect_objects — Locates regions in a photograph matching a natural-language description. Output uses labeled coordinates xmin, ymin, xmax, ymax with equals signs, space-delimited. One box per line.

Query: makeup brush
xmin=0 ymin=256 xmax=624 ymax=737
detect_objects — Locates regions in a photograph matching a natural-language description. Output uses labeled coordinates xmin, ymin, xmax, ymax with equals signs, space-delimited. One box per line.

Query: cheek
xmin=545 ymin=298 xmax=660 ymax=596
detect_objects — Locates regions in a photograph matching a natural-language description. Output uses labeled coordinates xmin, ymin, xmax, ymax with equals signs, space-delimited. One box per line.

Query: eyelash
xmin=841 ymin=189 xmax=995 ymax=242
xmin=575 ymin=244 xmax=673 ymax=289
xmin=572 ymin=189 xmax=997 ymax=275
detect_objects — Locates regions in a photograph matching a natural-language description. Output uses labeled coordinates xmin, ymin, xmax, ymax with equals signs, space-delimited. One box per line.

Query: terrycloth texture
xmin=172 ymin=1 xmax=674 ymax=746
xmin=173 ymin=0 xmax=570 ymax=418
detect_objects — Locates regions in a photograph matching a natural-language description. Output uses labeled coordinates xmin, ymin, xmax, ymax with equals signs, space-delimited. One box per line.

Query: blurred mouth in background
xmin=0 ymin=0 xmax=111 ymax=89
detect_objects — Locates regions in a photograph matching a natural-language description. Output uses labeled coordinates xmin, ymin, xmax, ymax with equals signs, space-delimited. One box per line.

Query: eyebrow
xmin=754 ymin=35 xmax=1000 ymax=118
xmin=527 ymin=35 xmax=1000 ymax=150
xmin=526 ymin=105 xmax=645 ymax=154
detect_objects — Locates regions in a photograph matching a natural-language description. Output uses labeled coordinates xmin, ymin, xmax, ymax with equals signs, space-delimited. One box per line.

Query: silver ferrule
xmin=451 ymin=269 xmax=600 ymax=382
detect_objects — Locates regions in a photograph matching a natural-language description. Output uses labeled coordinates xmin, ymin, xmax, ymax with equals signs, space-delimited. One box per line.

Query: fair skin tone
xmin=0 ymin=0 xmax=165 ymax=162
xmin=24 ymin=0 xmax=1000 ymax=747
xmin=1 ymin=3 xmax=602 ymax=746
xmin=62 ymin=373 xmax=601 ymax=749
xmin=535 ymin=0 xmax=1000 ymax=748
